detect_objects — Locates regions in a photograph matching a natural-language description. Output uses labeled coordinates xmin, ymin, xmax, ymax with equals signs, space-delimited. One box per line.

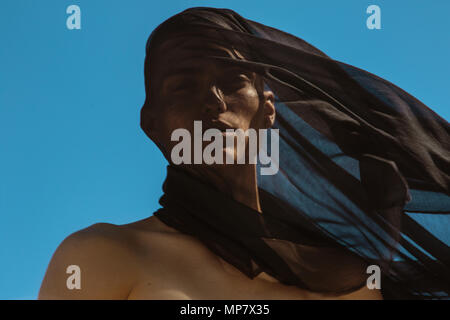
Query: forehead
xmin=150 ymin=37 xmax=247 ymax=78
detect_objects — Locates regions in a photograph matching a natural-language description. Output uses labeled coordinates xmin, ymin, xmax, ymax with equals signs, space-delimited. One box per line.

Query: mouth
xmin=204 ymin=119 xmax=236 ymax=133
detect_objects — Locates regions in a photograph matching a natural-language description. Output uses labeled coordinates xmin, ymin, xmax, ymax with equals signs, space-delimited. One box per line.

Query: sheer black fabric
xmin=155 ymin=165 xmax=370 ymax=295
xmin=141 ymin=7 xmax=450 ymax=299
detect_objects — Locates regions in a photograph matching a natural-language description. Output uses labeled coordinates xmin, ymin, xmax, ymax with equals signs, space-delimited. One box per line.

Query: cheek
xmin=160 ymin=98 xmax=199 ymax=127
xmin=228 ymin=87 xmax=261 ymax=125
xmin=156 ymin=108 xmax=193 ymax=146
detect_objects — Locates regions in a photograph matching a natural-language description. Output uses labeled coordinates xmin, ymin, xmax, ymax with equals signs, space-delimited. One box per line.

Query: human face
xmin=148 ymin=37 xmax=268 ymax=164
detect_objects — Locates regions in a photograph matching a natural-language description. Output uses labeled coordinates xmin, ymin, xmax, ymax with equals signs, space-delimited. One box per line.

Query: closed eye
xmin=164 ymin=77 xmax=197 ymax=94
xmin=218 ymin=72 xmax=252 ymax=92
xmin=171 ymin=83 xmax=192 ymax=92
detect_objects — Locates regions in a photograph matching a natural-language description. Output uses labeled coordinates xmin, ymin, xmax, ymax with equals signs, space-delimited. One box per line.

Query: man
xmin=39 ymin=7 xmax=449 ymax=300
xmin=38 ymin=33 xmax=380 ymax=301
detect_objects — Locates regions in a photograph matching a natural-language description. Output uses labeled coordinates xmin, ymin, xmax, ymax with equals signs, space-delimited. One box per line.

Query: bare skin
xmin=39 ymin=37 xmax=383 ymax=300
xmin=39 ymin=216 xmax=382 ymax=299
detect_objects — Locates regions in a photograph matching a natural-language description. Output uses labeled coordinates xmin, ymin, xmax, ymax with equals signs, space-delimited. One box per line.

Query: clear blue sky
xmin=0 ymin=0 xmax=448 ymax=299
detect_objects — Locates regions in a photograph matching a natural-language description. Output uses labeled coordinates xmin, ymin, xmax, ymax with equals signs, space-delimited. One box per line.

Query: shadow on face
xmin=141 ymin=34 xmax=275 ymax=168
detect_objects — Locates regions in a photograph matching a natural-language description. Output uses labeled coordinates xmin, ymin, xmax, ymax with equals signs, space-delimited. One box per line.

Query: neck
xmin=181 ymin=163 xmax=262 ymax=213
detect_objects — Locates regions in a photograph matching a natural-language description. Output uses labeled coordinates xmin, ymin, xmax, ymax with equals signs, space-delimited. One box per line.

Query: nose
xmin=203 ymin=84 xmax=227 ymax=115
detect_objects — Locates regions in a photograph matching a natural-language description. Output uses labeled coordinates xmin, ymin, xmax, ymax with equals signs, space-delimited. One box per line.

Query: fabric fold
xmin=141 ymin=7 xmax=450 ymax=299
xmin=155 ymin=165 xmax=369 ymax=294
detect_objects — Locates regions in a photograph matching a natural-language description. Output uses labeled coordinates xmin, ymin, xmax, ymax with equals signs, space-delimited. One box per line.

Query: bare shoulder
xmin=38 ymin=216 xmax=208 ymax=300
xmin=38 ymin=222 xmax=145 ymax=300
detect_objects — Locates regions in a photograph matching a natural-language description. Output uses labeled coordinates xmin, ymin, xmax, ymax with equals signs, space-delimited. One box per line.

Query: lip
xmin=203 ymin=119 xmax=235 ymax=132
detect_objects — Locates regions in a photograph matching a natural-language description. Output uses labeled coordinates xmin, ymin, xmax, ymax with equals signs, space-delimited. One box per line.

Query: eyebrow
xmin=162 ymin=64 xmax=255 ymax=89
xmin=160 ymin=66 xmax=199 ymax=90
xmin=163 ymin=66 xmax=199 ymax=78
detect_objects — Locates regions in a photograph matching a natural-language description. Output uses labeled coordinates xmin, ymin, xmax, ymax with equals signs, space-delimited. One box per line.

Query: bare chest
xmin=128 ymin=261 xmax=312 ymax=300
xmin=126 ymin=232 xmax=380 ymax=300
xmin=126 ymin=231 xmax=316 ymax=299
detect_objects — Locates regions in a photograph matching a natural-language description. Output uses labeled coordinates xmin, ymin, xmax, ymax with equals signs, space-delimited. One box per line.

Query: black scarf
xmin=142 ymin=7 xmax=450 ymax=299
xmin=155 ymin=165 xmax=373 ymax=295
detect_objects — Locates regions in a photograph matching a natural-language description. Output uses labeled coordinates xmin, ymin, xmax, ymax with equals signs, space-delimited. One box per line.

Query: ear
xmin=263 ymin=90 xmax=276 ymax=128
